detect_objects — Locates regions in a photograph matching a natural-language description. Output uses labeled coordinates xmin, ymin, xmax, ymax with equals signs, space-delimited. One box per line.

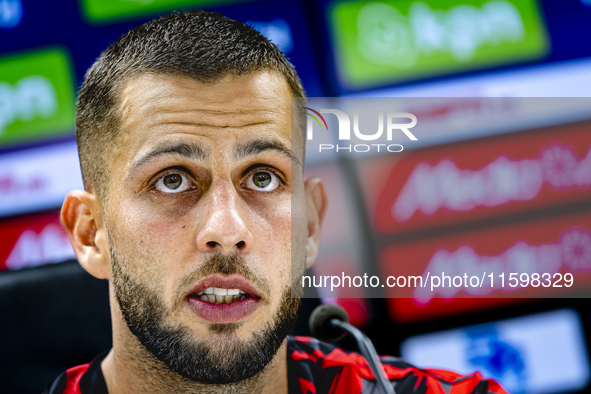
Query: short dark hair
xmin=76 ymin=10 xmax=306 ymax=201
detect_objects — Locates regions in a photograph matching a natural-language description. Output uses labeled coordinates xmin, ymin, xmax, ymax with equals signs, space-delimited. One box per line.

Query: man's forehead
xmin=111 ymin=71 xmax=298 ymax=169
xmin=119 ymin=71 xmax=291 ymax=128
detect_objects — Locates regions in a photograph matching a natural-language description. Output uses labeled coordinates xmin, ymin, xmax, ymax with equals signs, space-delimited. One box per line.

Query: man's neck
xmin=101 ymin=333 xmax=289 ymax=394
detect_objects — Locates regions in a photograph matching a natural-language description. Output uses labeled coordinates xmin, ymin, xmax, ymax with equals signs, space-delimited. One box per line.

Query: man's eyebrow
xmin=129 ymin=141 xmax=209 ymax=175
xmin=234 ymin=138 xmax=301 ymax=167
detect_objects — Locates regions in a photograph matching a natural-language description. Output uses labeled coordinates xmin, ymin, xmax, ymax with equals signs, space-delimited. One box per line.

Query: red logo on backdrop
xmin=372 ymin=124 xmax=591 ymax=235
xmin=382 ymin=211 xmax=591 ymax=323
xmin=0 ymin=211 xmax=74 ymax=271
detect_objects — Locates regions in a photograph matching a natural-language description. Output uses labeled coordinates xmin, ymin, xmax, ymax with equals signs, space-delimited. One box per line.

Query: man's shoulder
xmin=286 ymin=335 xmax=508 ymax=394
xmin=45 ymin=352 xmax=108 ymax=394
xmin=46 ymin=339 xmax=508 ymax=394
xmin=46 ymin=363 xmax=92 ymax=394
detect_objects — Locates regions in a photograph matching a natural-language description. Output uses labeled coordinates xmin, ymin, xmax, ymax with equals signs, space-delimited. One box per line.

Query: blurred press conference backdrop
xmin=1 ymin=1 xmax=591 ymax=393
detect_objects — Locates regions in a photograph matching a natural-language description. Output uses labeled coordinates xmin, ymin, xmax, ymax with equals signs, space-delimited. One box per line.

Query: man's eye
xmin=154 ymin=173 xmax=192 ymax=193
xmin=245 ymin=170 xmax=280 ymax=192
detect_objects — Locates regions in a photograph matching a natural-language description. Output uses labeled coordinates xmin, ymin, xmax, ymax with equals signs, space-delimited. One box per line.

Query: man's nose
xmin=196 ymin=181 xmax=253 ymax=254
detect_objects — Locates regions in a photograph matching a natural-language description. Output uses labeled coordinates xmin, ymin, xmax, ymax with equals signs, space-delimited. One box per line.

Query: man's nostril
xmin=207 ymin=241 xmax=217 ymax=248
xmin=236 ymin=241 xmax=245 ymax=249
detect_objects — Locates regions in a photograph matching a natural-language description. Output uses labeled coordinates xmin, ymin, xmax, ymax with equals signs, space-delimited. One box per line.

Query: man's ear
xmin=61 ymin=190 xmax=111 ymax=280
xmin=304 ymin=177 xmax=328 ymax=269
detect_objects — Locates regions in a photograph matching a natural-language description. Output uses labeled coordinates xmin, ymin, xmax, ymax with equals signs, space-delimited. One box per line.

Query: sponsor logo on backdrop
xmin=414 ymin=227 xmax=591 ymax=301
xmin=379 ymin=210 xmax=591 ymax=306
xmin=331 ymin=0 xmax=548 ymax=87
xmin=6 ymin=223 xmax=74 ymax=270
xmin=80 ymin=0 xmax=229 ymax=22
xmin=356 ymin=1 xmax=527 ymax=66
xmin=0 ymin=212 xmax=75 ymax=271
xmin=372 ymin=126 xmax=591 ymax=235
xmin=402 ymin=310 xmax=590 ymax=394
xmin=250 ymin=19 xmax=293 ymax=54
xmin=394 ymin=144 xmax=591 ymax=222
xmin=305 ymin=107 xmax=417 ymax=153
xmin=0 ymin=76 xmax=58 ymax=134
xmin=0 ymin=141 xmax=83 ymax=217
xmin=0 ymin=49 xmax=75 ymax=147
xmin=0 ymin=173 xmax=45 ymax=195
xmin=0 ymin=0 xmax=22 ymax=29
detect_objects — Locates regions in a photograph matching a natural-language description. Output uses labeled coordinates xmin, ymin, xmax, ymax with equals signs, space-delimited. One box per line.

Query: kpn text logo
xmin=304 ymin=107 xmax=417 ymax=153
xmin=0 ymin=48 xmax=75 ymax=148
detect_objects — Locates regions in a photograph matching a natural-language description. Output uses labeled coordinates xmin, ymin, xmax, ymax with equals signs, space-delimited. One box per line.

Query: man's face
xmin=99 ymin=71 xmax=309 ymax=382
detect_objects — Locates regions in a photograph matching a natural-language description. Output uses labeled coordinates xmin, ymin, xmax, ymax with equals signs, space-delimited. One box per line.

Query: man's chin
xmin=140 ymin=318 xmax=290 ymax=384
xmin=205 ymin=322 xmax=243 ymax=335
xmin=115 ymin=275 xmax=300 ymax=383
xmin=110 ymin=242 xmax=301 ymax=383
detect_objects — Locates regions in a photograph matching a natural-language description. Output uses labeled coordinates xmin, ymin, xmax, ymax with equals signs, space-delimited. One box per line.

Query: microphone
xmin=309 ymin=304 xmax=395 ymax=394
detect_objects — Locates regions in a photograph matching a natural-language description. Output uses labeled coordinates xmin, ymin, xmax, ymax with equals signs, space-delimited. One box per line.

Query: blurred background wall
xmin=1 ymin=1 xmax=591 ymax=393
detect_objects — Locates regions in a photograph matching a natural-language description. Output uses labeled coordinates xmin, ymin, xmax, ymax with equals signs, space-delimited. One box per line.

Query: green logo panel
xmin=330 ymin=0 xmax=549 ymax=89
xmin=0 ymin=48 xmax=76 ymax=148
xmin=79 ymin=0 xmax=242 ymax=23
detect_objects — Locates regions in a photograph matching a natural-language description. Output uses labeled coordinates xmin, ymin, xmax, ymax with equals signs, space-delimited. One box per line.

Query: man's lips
xmin=186 ymin=275 xmax=262 ymax=323
xmin=187 ymin=275 xmax=262 ymax=299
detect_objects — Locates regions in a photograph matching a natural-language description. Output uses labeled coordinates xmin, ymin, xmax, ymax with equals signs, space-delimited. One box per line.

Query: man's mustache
xmin=173 ymin=252 xmax=271 ymax=311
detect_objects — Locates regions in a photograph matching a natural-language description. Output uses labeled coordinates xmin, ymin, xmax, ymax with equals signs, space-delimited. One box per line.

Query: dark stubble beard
xmin=109 ymin=235 xmax=301 ymax=385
